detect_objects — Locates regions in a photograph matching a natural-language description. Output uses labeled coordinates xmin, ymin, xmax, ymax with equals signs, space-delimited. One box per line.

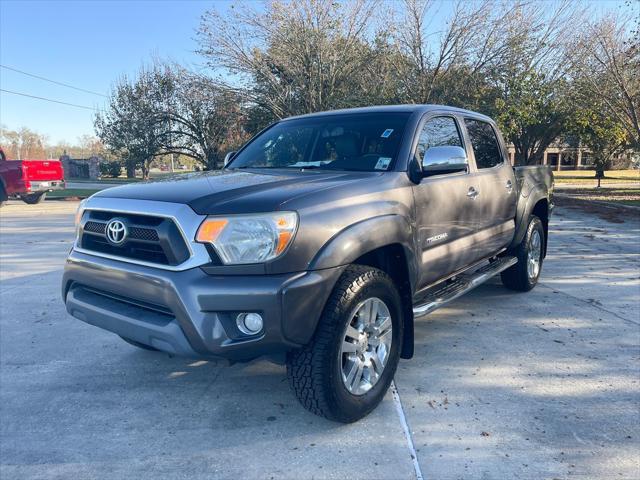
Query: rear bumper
xmin=62 ymin=250 xmax=343 ymax=361
xmin=29 ymin=180 xmax=64 ymax=192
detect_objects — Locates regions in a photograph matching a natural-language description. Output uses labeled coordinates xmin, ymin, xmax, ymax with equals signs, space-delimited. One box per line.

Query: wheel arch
xmin=511 ymin=192 xmax=550 ymax=257
xmin=308 ymin=215 xmax=418 ymax=359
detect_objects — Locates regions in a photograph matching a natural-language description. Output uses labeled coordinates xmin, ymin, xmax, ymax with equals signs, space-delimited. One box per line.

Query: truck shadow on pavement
xmin=1 ymin=206 xmax=638 ymax=479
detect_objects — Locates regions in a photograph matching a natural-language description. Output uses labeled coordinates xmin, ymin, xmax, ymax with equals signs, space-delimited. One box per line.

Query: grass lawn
xmin=556 ymin=186 xmax=640 ymax=208
xmin=69 ymin=177 xmax=142 ymax=184
xmin=48 ymin=189 xmax=100 ymax=199
xmin=554 ymin=169 xmax=640 ymax=185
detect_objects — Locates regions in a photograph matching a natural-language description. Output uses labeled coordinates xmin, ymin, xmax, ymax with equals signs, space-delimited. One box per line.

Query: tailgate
xmin=22 ymin=160 xmax=64 ymax=181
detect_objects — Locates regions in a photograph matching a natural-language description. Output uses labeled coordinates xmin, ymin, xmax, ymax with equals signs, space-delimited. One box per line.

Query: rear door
xmin=462 ymin=117 xmax=517 ymax=257
xmin=411 ymin=114 xmax=480 ymax=289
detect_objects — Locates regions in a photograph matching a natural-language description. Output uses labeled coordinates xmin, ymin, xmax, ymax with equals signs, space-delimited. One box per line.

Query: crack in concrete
xmin=539 ymin=282 xmax=640 ymax=326
xmin=391 ymin=380 xmax=424 ymax=480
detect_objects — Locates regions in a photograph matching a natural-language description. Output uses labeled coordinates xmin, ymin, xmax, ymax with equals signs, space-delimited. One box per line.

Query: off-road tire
xmin=286 ymin=265 xmax=403 ymax=423
xmin=501 ymin=215 xmax=545 ymax=292
xmin=21 ymin=192 xmax=47 ymax=204
xmin=119 ymin=336 xmax=159 ymax=351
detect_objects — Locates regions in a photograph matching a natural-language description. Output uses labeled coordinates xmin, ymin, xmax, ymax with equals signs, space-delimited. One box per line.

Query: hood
xmin=94 ymin=169 xmax=381 ymax=214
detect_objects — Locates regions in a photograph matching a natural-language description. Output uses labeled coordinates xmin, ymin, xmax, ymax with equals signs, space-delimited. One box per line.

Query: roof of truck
xmin=281 ymin=104 xmax=493 ymax=122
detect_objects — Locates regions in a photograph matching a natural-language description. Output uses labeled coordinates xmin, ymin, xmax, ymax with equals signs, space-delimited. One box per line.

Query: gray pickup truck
xmin=62 ymin=105 xmax=553 ymax=422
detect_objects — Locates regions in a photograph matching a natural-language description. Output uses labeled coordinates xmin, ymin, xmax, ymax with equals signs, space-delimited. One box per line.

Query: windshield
xmin=229 ymin=112 xmax=411 ymax=172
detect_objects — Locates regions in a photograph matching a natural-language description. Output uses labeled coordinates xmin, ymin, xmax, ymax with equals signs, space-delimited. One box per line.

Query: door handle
xmin=467 ymin=187 xmax=479 ymax=199
xmin=505 ymin=180 xmax=513 ymax=193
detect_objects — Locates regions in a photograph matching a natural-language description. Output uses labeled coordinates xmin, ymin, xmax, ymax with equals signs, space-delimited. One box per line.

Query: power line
xmin=0 ymin=88 xmax=98 ymax=111
xmin=0 ymin=64 xmax=108 ymax=98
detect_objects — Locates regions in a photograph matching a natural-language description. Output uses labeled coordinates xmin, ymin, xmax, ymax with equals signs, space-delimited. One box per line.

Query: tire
xmin=501 ymin=215 xmax=545 ymax=292
xmin=0 ymin=185 xmax=7 ymax=207
xmin=119 ymin=336 xmax=159 ymax=351
xmin=22 ymin=192 xmax=47 ymax=204
xmin=286 ymin=265 xmax=403 ymax=423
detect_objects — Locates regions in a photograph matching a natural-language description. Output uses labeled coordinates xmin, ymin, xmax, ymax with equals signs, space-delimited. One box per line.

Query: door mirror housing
xmin=422 ymin=146 xmax=468 ymax=177
xmin=223 ymin=151 xmax=237 ymax=167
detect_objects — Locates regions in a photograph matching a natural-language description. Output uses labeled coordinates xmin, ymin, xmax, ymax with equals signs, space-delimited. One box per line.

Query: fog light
xmin=236 ymin=312 xmax=263 ymax=335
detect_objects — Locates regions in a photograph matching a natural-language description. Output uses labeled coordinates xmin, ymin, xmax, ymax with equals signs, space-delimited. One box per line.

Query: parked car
xmin=0 ymin=148 xmax=65 ymax=205
xmin=62 ymin=105 xmax=553 ymax=422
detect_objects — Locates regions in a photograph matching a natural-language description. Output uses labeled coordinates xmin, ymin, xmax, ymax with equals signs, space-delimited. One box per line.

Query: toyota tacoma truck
xmin=0 ymin=148 xmax=65 ymax=205
xmin=62 ymin=105 xmax=553 ymax=422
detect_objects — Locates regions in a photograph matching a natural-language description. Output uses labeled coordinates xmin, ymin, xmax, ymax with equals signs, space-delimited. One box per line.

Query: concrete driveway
xmin=1 ymin=200 xmax=638 ymax=479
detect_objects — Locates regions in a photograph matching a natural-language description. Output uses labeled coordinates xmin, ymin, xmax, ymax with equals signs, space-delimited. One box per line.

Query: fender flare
xmin=309 ymin=214 xmax=418 ymax=359
xmin=309 ymin=214 xmax=417 ymax=276
xmin=511 ymin=189 xmax=549 ymax=250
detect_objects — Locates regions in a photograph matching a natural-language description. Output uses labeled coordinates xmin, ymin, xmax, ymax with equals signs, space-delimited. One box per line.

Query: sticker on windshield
xmin=375 ymin=157 xmax=392 ymax=170
xmin=381 ymin=129 xmax=394 ymax=138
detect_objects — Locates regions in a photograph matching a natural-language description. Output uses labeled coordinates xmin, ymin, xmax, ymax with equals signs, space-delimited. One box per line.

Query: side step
xmin=412 ymin=256 xmax=517 ymax=318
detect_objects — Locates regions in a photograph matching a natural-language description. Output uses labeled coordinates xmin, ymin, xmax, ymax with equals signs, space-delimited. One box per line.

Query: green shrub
xmin=100 ymin=161 xmax=123 ymax=178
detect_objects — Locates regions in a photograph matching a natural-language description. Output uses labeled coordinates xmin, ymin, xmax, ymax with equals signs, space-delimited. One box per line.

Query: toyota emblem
xmin=106 ymin=219 xmax=128 ymax=245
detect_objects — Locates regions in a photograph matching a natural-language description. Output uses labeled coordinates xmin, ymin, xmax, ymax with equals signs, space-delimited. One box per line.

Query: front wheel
xmin=21 ymin=192 xmax=47 ymax=204
xmin=286 ymin=265 xmax=403 ymax=423
xmin=501 ymin=215 xmax=545 ymax=292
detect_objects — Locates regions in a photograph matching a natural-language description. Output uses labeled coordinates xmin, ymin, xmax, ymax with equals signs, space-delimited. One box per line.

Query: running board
xmin=412 ymin=256 xmax=517 ymax=318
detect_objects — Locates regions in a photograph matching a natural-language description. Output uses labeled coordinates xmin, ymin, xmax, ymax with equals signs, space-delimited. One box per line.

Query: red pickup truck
xmin=0 ymin=148 xmax=65 ymax=206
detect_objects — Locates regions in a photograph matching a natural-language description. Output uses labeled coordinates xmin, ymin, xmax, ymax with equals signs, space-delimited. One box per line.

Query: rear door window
xmin=464 ymin=119 xmax=503 ymax=169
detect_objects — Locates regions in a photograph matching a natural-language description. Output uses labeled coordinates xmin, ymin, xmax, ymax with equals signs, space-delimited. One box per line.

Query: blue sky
xmin=0 ymin=0 xmax=230 ymax=144
xmin=0 ymin=0 xmax=633 ymax=145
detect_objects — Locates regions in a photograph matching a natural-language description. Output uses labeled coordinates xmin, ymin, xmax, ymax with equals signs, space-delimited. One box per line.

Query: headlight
xmin=195 ymin=212 xmax=298 ymax=264
xmin=74 ymin=199 xmax=88 ymax=231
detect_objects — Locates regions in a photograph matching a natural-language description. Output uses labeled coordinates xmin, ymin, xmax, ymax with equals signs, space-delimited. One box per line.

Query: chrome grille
xmin=79 ymin=210 xmax=189 ymax=266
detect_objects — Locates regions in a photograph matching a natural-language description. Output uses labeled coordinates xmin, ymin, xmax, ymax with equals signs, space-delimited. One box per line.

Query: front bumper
xmin=62 ymin=250 xmax=343 ymax=361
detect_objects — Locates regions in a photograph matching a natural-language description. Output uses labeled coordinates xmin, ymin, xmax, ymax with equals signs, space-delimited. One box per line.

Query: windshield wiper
xmin=287 ymin=165 xmax=325 ymax=170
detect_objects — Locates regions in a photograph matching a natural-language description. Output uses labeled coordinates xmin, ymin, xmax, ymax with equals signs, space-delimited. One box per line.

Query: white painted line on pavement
xmin=391 ymin=380 xmax=424 ymax=480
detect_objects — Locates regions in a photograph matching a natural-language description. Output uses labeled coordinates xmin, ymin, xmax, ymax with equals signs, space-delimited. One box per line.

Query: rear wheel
xmin=0 ymin=185 xmax=7 ymax=207
xmin=119 ymin=336 xmax=159 ymax=351
xmin=286 ymin=265 xmax=403 ymax=423
xmin=21 ymin=192 xmax=47 ymax=204
xmin=501 ymin=215 xmax=545 ymax=292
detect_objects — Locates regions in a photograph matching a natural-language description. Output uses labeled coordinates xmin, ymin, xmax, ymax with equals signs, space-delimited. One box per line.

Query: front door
xmin=412 ymin=115 xmax=481 ymax=290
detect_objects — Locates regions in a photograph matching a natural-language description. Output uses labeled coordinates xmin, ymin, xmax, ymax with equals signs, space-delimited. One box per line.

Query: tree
xmin=493 ymin=72 xmax=571 ymax=165
xmin=485 ymin=1 xmax=584 ymax=165
xmin=95 ymin=63 xmax=247 ymax=173
xmin=570 ymin=92 xmax=629 ymax=181
xmin=0 ymin=126 xmax=48 ymax=159
xmin=387 ymin=0 xmax=511 ymax=107
xmin=383 ymin=0 xmax=584 ymax=165
xmin=568 ymin=14 xmax=639 ymax=150
xmin=95 ymin=70 xmax=165 ymax=179
xmin=150 ymin=64 xmax=248 ymax=169
xmin=197 ymin=0 xmax=381 ymax=121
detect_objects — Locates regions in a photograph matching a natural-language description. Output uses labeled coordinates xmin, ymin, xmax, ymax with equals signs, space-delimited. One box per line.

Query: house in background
xmin=506 ymin=139 xmax=637 ymax=170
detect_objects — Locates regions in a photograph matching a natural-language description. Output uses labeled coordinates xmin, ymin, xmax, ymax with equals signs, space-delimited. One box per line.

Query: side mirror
xmin=223 ymin=151 xmax=237 ymax=167
xmin=422 ymin=145 xmax=468 ymax=177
